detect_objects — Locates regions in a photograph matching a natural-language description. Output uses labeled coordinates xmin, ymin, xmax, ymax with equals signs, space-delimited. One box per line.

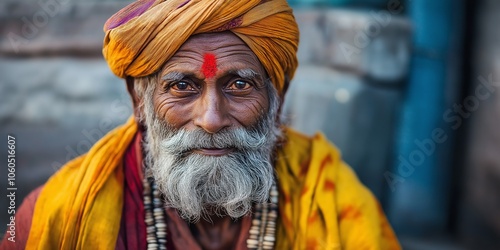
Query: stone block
xmin=0 ymin=1 xmax=133 ymax=55
xmin=294 ymin=10 xmax=328 ymax=65
xmin=294 ymin=8 xmax=412 ymax=82
xmin=0 ymin=58 xmax=130 ymax=126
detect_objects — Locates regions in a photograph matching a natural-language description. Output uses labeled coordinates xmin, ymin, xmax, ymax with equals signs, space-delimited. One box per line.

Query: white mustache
xmin=160 ymin=127 xmax=270 ymax=155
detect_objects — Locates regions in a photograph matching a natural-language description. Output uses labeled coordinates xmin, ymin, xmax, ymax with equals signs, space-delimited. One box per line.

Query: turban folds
xmin=103 ymin=0 xmax=299 ymax=94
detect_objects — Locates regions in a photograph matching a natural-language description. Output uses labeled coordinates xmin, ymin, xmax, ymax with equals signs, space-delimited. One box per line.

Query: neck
xmin=189 ymin=214 xmax=243 ymax=250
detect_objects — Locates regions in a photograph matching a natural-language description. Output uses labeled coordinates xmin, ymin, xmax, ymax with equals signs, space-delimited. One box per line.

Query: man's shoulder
xmin=284 ymin=125 xmax=340 ymax=145
xmin=281 ymin=126 xmax=341 ymax=161
xmin=280 ymin=127 xmax=370 ymax=196
xmin=279 ymin=127 xmax=344 ymax=179
xmin=0 ymin=157 xmax=83 ymax=249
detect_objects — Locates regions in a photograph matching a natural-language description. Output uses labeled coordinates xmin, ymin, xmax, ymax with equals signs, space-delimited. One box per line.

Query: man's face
xmin=135 ymin=32 xmax=281 ymax=221
xmin=154 ymin=32 xmax=270 ymax=141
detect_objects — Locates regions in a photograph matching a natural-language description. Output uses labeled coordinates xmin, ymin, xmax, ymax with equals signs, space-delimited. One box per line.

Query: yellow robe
xmin=275 ymin=129 xmax=400 ymax=249
xmin=26 ymin=117 xmax=400 ymax=249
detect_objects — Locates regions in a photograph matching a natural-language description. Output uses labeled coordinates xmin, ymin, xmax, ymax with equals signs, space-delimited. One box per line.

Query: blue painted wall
xmin=386 ymin=0 xmax=465 ymax=236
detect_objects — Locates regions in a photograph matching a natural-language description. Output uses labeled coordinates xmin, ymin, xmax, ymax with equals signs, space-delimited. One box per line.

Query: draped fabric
xmin=275 ymin=129 xmax=401 ymax=250
xmin=26 ymin=118 xmax=400 ymax=249
xmin=25 ymin=117 xmax=137 ymax=249
xmin=102 ymin=0 xmax=299 ymax=95
xmin=115 ymin=131 xmax=147 ymax=250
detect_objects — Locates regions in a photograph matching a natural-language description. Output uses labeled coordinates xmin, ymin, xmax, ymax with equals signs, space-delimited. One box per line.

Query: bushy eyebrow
xmin=161 ymin=71 xmax=186 ymax=82
xmin=231 ymin=68 xmax=261 ymax=80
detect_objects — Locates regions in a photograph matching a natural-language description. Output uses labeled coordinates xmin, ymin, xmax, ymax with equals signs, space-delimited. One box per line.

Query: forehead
xmin=160 ymin=32 xmax=266 ymax=77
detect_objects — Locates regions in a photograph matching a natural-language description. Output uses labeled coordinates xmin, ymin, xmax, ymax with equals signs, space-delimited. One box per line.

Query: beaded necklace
xmin=142 ymin=177 xmax=278 ymax=249
xmin=143 ymin=177 xmax=168 ymax=250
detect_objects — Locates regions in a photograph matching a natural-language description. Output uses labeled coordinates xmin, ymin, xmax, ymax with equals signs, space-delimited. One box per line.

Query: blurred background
xmin=0 ymin=0 xmax=499 ymax=249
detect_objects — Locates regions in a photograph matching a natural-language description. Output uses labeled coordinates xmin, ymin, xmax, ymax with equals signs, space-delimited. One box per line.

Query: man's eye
xmin=171 ymin=81 xmax=194 ymax=91
xmin=228 ymin=80 xmax=252 ymax=90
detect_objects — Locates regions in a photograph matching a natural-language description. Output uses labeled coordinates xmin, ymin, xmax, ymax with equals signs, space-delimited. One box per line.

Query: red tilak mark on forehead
xmin=201 ymin=53 xmax=217 ymax=79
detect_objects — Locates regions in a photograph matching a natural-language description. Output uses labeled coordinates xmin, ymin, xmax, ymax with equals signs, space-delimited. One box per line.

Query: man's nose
xmin=193 ymin=90 xmax=231 ymax=134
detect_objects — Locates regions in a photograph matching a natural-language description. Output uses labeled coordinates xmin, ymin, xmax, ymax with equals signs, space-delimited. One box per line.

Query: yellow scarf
xmin=26 ymin=117 xmax=137 ymax=249
xmin=275 ymin=129 xmax=401 ymax=249
xmin=27 ymin=118 xmax=400 ymax=249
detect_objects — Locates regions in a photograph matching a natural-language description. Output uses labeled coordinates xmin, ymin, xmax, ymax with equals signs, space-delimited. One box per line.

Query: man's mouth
xmin=192 ymin=148 xmax=234 ymax=156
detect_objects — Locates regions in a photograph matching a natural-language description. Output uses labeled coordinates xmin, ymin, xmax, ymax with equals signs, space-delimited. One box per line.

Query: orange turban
xmin=103 ymin=0 xmax=299 ymax=94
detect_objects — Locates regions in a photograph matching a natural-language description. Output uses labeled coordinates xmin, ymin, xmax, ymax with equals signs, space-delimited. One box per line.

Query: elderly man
xmin=1 ymin=0 xmax=400 ymax=249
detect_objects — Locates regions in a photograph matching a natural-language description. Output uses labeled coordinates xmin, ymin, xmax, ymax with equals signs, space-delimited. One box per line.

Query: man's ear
xmin=126 ymin=77 xmax=143 ymax=126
